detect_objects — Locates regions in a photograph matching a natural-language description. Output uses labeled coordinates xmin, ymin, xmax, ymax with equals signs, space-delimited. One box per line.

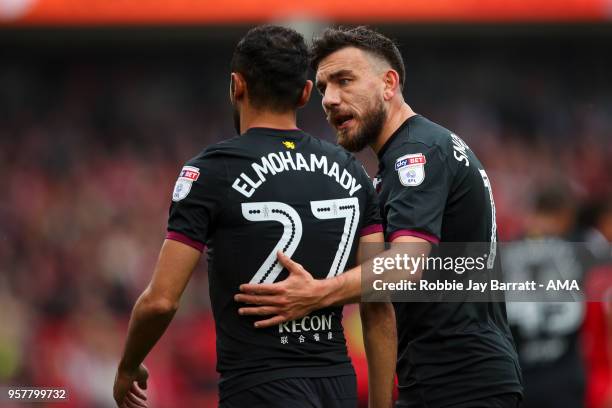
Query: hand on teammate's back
xmin=235 ymin=251 xmax=328 ymax=328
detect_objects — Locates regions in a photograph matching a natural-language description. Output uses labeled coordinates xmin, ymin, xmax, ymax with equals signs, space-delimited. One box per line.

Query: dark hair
xmin=231 ymin=25 xmax=309 ymax=111
xmin=311 ymin=26 xmax=405 ymax=90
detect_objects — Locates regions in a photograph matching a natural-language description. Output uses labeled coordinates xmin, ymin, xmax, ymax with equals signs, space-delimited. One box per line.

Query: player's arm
xmin=113 ymin=239 xmax=201 ymax=407
xmin=236 ymin=234 xmax=430 ymax=328
xmin=360 ymin=301 xmax=396 ymax=408
xmin=321 ymin=235 xmax=431 ymax=305
xmin=235 ymin=249 xmax=363 ymax=328
xmin=358 ymin=232 xmax=397 ymax=408
xmin=234 ymin=232 xmax=379 ymax=328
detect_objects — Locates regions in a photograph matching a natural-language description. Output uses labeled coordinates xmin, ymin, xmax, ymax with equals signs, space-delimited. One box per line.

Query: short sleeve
xmin=385 ymin=144 xmax=450 ymax=243
xmin=166 ymin=156 xmax=226 ymax=252
xmin=357 ymin=164 xmax=383 ymax=237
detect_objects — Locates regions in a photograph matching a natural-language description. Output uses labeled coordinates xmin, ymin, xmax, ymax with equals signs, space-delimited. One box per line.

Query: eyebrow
xmin=316 ymin=69 xmax=355 ymax=89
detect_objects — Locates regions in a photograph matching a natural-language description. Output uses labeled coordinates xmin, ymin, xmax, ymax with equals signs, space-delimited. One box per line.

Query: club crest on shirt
xmin=282 ymin=141 xmax=296 ymax=150
xmin=395 ymin=153 xmax=426 ymax=187
xmin=172 ymin=165 xmax=200 ymax=202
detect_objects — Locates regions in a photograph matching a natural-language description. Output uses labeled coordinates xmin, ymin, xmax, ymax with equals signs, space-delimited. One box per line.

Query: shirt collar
xmin=377 ymin=114 xmax=420 ymax=160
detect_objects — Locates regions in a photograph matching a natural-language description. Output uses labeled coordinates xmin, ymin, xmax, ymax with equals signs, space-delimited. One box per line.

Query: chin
xmin=337 ymin=136 xmax=356 ymax=151
xmin=336 ymin=132 xmax=351 ymax=148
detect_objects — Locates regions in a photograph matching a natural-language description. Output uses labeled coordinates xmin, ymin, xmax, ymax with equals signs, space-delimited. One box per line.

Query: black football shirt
xmin=375 ymin=115 xmax=523 ymax=407
xmin=502 ymin=238 xmax=585 ymax=408
xmin=166 ymin=128 xmax=382 ymax=400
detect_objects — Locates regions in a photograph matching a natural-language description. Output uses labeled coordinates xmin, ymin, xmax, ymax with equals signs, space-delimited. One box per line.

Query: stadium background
xmin=1 ymin=1 xmax=611 ymax=407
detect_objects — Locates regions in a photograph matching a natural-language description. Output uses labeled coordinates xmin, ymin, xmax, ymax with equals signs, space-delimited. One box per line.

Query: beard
xmin=233 ymin=105 xmax=241 ymax=135
xmin=336 ymin=99 xmax=387 ymax=152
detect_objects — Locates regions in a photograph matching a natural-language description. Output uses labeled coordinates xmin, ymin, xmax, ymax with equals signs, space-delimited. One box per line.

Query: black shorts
xmin=395 ymin=393 xmax=522 ymax=408
xmin=220 ymin=375 xmax=358 ymax=408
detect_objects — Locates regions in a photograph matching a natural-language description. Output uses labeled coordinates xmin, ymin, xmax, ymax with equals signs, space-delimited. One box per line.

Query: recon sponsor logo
xmin=278 ymin=313 xmax=334 ymax=334
xmin=232 ymin=152 xmax=362 ymax=198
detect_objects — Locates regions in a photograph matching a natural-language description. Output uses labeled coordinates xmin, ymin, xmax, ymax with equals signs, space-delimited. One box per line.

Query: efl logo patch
xmin=172 ymin=165 xmax=200 ymax=202
xmin=395 ymin=153 xmax=426 ymax=186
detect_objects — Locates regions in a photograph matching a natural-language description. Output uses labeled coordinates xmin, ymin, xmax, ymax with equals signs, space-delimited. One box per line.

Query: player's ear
xmin=297 ymin=80 xmax=313 ymax=108
xmin=230 ymin=72 xmax=246 ymax=103
xmin=382 ymin=69 xmax=400 ymax=101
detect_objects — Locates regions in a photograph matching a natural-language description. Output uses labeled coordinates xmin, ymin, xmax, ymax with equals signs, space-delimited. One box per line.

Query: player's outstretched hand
xmin=113 ymin=364 xmax=149 ymax=408
xmin=235 ymin=251 xmax=328 ymax=328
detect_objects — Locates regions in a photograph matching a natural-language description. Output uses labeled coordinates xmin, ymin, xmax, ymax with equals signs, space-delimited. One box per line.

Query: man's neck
xmin=371 ymin=102 xmax=416 ymax=154
xmin=241 ymin=108 xmax=298 ymax=134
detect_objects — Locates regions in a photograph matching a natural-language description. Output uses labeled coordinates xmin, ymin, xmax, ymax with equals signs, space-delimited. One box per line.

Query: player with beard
xmin=113 ymin=25 xmax=396 ymax=408
xmin=236 ymin=26 xmax=524 ymax=408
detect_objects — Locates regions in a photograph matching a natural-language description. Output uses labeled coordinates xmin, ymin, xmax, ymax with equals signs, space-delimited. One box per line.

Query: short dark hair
xmin=311 ymin=26 xmax=405 ymax=90
xmin=231 ymin=25 xmax=309 ymax=112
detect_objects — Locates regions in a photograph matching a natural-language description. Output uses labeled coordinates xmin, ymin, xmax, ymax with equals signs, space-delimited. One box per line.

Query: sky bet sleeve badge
xmin=395 ymin=153 xmax=426 ymax=186
xmin=172 ymin=165 xmax=200 ymax=202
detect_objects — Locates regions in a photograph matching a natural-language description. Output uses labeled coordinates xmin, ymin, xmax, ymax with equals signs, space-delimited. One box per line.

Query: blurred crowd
xmin=0 ymin=31 xmax=610 ymax=407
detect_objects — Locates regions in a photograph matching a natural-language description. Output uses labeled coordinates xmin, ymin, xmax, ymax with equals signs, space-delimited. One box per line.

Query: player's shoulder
xmin=185 ymin=135 xmax=242 ymax=167
xmin=304 ymin=132 xmax=360 ymax=166
xmin=408 ymin=116 xmax=483 ymax=173
xmin=402 ymin=115 xmax=455 ymax=154
xmin=176 ymin=136 xmax=244 ymax=190
xmin=383 ymin=115 xmax=462 ymax=171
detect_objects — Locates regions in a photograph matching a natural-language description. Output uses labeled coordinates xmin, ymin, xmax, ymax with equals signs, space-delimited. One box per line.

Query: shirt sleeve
xmin=356 ymin=164 xmax=383 ymax=237
xmin=166 ymin=155 xmax=226 ymax=252
xmin=385 ymin=143 xmax=450 ymax=243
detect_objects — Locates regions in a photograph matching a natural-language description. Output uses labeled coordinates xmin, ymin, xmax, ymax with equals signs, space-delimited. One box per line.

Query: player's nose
xmin=322 ymin=87 xmax=341 ymax=111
